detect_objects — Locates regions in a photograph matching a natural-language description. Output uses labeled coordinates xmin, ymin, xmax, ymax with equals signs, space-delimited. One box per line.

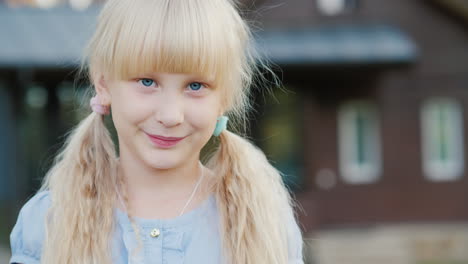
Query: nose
xmin=155 ymin=95 xmax=184 ymax=127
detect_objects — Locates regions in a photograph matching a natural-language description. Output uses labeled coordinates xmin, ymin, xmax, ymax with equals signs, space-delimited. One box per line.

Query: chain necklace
xmin=178 ymin=161 xmax=205 ymax=216
xmin=117 ymin=161 xmax=205 ymax=218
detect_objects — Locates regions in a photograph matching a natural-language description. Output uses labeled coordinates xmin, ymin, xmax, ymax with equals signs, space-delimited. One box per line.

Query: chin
xmin=143 ymin=154 xmax=182 ymax=170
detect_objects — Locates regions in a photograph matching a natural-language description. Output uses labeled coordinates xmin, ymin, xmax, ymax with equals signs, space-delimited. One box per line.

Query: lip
xmin=145 ymin=133 xmax=186 ymax=148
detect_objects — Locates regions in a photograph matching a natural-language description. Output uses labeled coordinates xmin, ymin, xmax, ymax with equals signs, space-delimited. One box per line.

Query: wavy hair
xmin=39 ymin=0 xmax=300 ymax=263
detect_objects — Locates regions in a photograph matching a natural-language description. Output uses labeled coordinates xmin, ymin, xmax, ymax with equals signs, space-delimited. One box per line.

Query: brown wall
xmin=252 ymin=0 xmax=468 ymax=232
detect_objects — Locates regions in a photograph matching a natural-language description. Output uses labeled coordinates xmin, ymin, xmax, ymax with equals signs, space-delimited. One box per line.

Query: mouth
xmin=145 ymin=132 xmax=186 ymax=148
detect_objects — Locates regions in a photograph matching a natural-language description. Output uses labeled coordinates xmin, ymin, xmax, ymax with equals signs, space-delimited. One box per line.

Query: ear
xmin=94 ymin=74 xmax=111 ymax=106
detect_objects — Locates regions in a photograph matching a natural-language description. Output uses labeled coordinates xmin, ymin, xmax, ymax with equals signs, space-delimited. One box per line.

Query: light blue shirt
xmin=10 ymin=191 xmax=304 ymax=264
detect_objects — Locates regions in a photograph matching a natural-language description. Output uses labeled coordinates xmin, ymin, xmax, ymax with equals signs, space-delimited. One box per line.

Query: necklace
xmin=178 ymin=161 xmax=205 ymax=216
xmin=117 ymin=161 xmax=205 ymax=218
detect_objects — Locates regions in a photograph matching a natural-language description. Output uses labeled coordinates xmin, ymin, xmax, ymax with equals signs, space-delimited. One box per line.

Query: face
xmin=97 ymin=72 xmax=223 ymax=170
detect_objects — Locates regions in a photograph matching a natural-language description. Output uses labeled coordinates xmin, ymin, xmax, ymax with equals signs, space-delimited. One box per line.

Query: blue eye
xmin=139 ymin=78 xmax=155 ymax=87
xmin=189 ymin=82 xmax=203 ymax=91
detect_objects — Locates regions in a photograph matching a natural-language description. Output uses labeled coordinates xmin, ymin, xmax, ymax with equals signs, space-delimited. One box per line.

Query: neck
xmin=118 ymin=153 xmax=201 ymax=201
xmin=116 ymin=147 xmax=216 ymax=219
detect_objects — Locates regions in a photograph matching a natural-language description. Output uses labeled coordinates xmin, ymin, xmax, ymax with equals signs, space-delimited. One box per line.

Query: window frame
xmin=338 ymin=100 xmax=382 ymax=184
xmin=316 ymin=0 xmax=359 ymax=16
xmin=420 ymin=97 xmax=464 ymax=182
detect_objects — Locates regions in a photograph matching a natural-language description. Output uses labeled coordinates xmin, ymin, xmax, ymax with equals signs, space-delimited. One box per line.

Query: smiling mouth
xmin=145 ymin=133 xmax=186 ymax=148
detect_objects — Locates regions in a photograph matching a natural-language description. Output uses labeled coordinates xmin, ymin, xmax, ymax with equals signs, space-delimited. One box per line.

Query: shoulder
xmin=16 ymin=191 xmax=51 ymax=220
xmin=285 ymin=205 xmax=304 ymax=264
xmin=9 ymin=191 xmax=51 ymax=264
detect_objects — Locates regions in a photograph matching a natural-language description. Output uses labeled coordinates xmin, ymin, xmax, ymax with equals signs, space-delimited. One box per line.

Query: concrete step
xmin=306 ymin=223 xmax=468 ymax=264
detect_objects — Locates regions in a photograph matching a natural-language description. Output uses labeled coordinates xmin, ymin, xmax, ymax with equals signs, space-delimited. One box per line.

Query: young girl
xmin=9 ymin=0 xmax=304 ymax=263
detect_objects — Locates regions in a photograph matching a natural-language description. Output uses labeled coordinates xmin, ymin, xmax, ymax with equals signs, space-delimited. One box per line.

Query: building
xmin=249 ymin=0 xmax=468 ymax=263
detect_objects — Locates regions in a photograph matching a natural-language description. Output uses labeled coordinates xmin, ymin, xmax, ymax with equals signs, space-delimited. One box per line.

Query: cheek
xmin=111 ymin=90 xmax=153 ymax=129
xmin=186 ymin=98 xmax=220 ymax=131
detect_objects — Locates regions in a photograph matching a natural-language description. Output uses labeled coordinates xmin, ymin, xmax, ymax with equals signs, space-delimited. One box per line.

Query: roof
xmin=0 ymin=5 xmax=418 ymax=68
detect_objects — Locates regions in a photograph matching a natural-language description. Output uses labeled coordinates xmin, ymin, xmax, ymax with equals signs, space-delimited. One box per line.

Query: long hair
xmin=40 ymin=0 xmax=300 ymax=263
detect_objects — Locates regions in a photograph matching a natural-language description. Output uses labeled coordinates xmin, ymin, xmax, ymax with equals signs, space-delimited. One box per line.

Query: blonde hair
xmin=39 ymin=0 xmax=300 ymax=263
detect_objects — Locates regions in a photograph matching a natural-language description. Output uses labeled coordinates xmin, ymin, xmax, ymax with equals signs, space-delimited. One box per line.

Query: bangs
xmin=94 ymin=0 xmax=241 ymax=85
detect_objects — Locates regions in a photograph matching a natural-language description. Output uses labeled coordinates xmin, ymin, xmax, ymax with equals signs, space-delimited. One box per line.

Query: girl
xmin=9 ymin=0 xmax=304 ymax=263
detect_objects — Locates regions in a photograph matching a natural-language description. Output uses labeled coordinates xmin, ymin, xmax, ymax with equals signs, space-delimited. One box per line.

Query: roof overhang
xmin=256 ymin=25 xmax=418 ymax=67
xmin=0 ymin=6 xmax=99 ymax=68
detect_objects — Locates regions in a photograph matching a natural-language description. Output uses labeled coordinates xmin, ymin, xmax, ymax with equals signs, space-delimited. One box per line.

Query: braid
xmin=116 ymin=167 xmax=144 ymax=260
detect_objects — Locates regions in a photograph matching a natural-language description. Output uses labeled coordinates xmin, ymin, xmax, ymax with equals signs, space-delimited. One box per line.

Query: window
xmin=316 ymin=0 xmax=358 ymax=16
xmin=257 ymin=87 xmax=303 ymax=190
xmin=421 ymin=98 xmax=464 ymax=181
xmin=338 ymin=101 xmax=382 ymax=184
xmin=25 ymin=85 xmax=48 ymax=109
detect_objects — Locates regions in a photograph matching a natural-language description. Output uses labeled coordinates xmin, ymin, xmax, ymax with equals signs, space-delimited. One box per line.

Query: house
xmin=1 ymin=0 xmax=468 ymax=263
xmin=247 ymin=0 xmax=468 ymax=263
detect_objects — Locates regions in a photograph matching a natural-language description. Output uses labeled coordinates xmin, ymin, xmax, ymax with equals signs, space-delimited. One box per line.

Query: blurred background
xmin=1 ymin=0 xmax=468 ymax=263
